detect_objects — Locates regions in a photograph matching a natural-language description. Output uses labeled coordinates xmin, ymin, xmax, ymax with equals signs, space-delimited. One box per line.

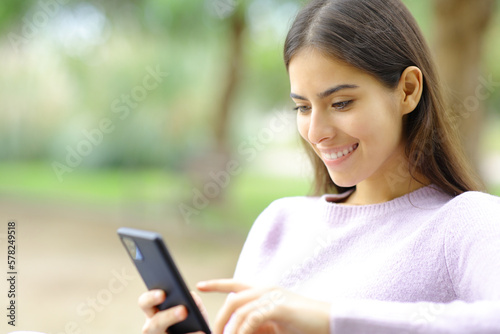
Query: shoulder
xmin=250 ymin=196 xmax=322 ymax=233
xmin=244 ymin=196 xmax=323 ymax=247
xmin=451 ymin=190 xmax=500 ymax=203
xmin=233 ymin=196 xmax=323 ymax=281
xmin=258 ymin=196 xmax=321 ymax=218
xmin=440 ymin=191 xmax=500 ymax=299
xmin=443 ymin=191 xmax=500 ymax=219
xmin=440 ymin=191 xmax=500 ymax=248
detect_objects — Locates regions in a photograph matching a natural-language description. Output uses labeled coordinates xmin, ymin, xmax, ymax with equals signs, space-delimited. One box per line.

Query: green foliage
xmin=483 ymin=4 xmax=500 ymax=115
xmin=0 ymin=0 xmax=499 ymax=224
xmin=0 ymin=161 xmax=191 ymax=204
xmin=0 ymin=0 xmax=31 ymax=32
xmin=0 ymin=0 xmax=303 ymax=168
xmin=0 ymin=161 xmax=310 ymax=230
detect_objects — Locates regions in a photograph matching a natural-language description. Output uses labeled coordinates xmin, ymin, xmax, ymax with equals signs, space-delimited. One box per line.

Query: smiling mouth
xmin=321 ymin=143 xmax=359 ymax=161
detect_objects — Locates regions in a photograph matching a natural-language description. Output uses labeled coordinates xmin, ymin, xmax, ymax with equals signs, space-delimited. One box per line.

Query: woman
xmin=140 ymin=0 xmax=500 ymax=333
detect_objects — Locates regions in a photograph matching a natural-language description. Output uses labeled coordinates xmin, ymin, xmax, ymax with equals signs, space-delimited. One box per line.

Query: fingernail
xmin=197 ymin=281 xmax=207 ymax=288
xmin=175 ymin=306 xmax=186 ymax=319
xmin=154 ymin=290 xmax=163 ymax=299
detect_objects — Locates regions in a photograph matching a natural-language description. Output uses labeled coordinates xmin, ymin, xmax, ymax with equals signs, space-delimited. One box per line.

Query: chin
xmin=329 ymin=176 xmax=358 ymax=189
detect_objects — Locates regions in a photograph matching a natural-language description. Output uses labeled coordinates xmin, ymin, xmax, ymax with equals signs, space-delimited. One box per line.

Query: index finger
xmin=196 ymin=279 xmax=250 ymax=293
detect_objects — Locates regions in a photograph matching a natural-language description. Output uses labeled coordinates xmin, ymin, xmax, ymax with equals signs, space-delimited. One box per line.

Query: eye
xmin=332 ymin=100 xmax=353 ymax=110
xmin=293 ymin=105 xmax=311 ymax=114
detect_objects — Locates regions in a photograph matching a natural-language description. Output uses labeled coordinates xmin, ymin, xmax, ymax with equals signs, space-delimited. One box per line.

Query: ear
xmin=398 ymin=66 xmax=423 ymax=115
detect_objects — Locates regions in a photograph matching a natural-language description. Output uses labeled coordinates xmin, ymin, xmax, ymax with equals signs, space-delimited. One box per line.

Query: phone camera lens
xmin=122 ymin=237 xmax=143 ymax=261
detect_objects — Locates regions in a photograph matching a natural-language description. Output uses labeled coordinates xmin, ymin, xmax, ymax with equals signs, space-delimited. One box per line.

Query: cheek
xmin=296 ymin=116 xmax=309 ymax=141
xmin=357 ymin=110 xmax=403 ymax=155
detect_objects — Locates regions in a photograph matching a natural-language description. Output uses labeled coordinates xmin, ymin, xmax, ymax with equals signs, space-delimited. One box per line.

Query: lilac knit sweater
xmin=233 ymin=185 xmax=500 ymax=333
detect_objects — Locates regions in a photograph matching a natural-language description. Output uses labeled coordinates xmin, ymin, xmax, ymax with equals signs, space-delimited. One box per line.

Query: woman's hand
xmin=197 ymin=279 xmax=330 ymax=334
xmin=138 ymin=289 xmax=208 ymax=334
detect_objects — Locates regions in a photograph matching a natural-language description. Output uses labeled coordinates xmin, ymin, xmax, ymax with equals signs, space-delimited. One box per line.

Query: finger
xmin=143 ymin=305 xmax=187 ymax=334
xmin=191 ymin=291 xmax=210 ymax=324
xmin=191 ymin=291 xmax=203 ymax=309
xmin=138 ymin=290 xmax=166 ymax=318
xmin=231 ymin=299 xmax=265 ymax=334
xmin=197 ymin=279 xmax=250 ymax=293
xmin=213 ymin=288 xmax=270 ymax=334
xmin=231 ymin=291 xmax=283 ymax=334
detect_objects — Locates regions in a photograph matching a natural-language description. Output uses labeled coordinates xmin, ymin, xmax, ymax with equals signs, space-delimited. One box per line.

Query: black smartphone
xmin=117 ymin=227 xmax=211 ymax=334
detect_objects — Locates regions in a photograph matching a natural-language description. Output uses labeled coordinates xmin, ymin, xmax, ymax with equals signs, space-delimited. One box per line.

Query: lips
xmin=320 ymin=143 xmax=359 ymax=161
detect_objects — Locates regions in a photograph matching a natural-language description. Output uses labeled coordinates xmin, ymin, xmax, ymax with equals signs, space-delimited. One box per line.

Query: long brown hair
xmin=284 ymin=0 xmax=483 ymax=196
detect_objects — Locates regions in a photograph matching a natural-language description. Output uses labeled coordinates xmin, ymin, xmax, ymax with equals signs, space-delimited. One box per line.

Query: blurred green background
xmin=0 ymin=1 xmax=499 ymax=333
xmin=0 ymin=0 xmax=499 ymax=230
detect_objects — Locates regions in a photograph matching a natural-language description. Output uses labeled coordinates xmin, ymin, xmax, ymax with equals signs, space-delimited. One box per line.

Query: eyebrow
xmin=290 ymin=84 xmax=359 ymax=101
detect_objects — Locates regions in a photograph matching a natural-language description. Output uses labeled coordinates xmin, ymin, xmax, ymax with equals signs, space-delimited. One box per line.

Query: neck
xmin=345 ymin=177 xmax=429 ymax=205
xmin=343 ymin=147 xmax=430 ymax=205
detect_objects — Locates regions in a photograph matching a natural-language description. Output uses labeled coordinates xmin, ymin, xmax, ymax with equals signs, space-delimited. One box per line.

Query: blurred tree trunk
xmin=184 ymin=7 xmax=246 ymax=206
xmin=433 ymin=0 xmax=495 ymax=168
xmin=214 ymin=8 xmax=245 ymax=157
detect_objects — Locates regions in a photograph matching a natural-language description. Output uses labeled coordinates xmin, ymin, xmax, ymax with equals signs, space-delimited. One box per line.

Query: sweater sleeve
xmin=328 ymin=192 xmax=500 ymax=334
xmin=329 ymin=299 xmax=500 ymax=333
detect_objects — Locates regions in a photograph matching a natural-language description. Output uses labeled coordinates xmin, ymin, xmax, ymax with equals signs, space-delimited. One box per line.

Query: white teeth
xmin=323 ymin=144 xmax=357 ymax=161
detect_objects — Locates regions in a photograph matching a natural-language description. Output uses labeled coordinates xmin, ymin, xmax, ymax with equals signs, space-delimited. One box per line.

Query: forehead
xmin=288 ymin=48 xmax=368 ymax=94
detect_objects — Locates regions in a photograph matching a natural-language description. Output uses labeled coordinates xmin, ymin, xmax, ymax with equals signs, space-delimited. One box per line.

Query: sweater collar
xmin=320 ymin=185 xmax=452 ymax=219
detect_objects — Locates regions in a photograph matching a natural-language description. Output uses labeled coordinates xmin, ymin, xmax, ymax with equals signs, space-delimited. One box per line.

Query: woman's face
xmin=289 ymin=48 xmax=408 ymax=188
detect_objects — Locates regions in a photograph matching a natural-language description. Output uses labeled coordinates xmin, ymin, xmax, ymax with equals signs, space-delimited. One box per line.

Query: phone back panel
xmin=118 ymin=227 xmax=211 ymax=334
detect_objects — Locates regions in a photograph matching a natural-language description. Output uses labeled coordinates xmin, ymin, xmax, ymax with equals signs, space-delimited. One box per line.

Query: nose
xmin=306 ymin=108 xmax=335 ymax=145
